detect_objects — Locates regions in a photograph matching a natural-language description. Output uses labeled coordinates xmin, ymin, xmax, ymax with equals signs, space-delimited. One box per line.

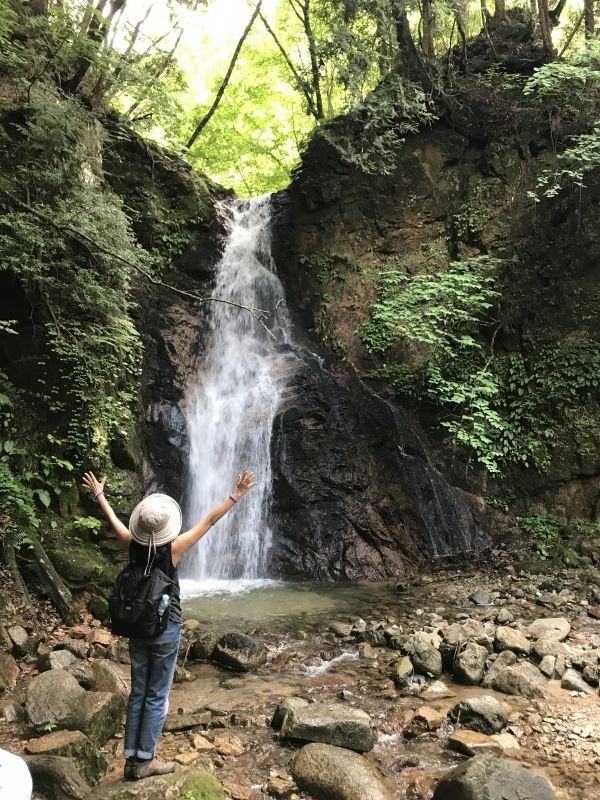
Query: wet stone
xmin=448 ymin=696 xmax=508 ymax=734
xmin=280 ymin=701 xmax=376 ymax=752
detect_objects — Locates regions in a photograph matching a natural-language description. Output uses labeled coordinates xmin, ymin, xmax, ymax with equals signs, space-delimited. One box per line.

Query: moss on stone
xmin=172 ymin=770 xmax=224 ymax=800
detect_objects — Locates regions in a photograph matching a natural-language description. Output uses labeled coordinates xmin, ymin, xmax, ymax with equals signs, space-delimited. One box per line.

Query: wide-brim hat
xmin=129 ymin=493 xmax=182 ymax=547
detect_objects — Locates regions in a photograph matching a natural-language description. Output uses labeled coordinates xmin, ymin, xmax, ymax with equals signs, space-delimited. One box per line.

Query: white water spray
xmin=182 ymin=196 xmax=292 ymax=586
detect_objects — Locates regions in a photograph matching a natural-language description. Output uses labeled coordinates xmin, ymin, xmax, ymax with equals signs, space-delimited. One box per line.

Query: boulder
xmin=26 ymin=669 xmax=86 ymax=731
xmin=531 ymin=637 xmax=565 ymax=661
xmin=271 ymin=697 xmax=309 ymax=731
xmin=539 ymin=655 xmax=556 ymax=677
xmin=405 ymin=632 xmax=442 ymax=678
xmin=163 ymin=711 xmax=212 ymax=732
xmin=448 ymin=696 xmax=507 ymax=734
xmin=85 ymin=766 xmax=225 ymax=799
xmin=494 ymin=627 xmax=530 ymax=656
xmin=280 ymin=702 xmax=375 ymax=752
xmin=292 ymin=743 xmax=392 ymax=800
xmin=528 ymin=618 xmax=570 ymax=642
xmin=188 ymin=630 xmax=219 ymax=662
xmin=482 ymin=650 xmax=517 ymax=688
xmin=0 ymin=652 xmax=19 ymax=690
xmin=561 ymin=668 xmax=593 ymax=694
xmin=91 ymin=659 xmax=130 ymax=698
xmin=212 ymin=632 xmax=267 ymax=672
xmin=488 ymin=662 xmax=546 ymax=699
xmin=81 ymin=691 xmax=125 ymax=746
xmin=454 ymin=643 xmax=488 ymax=685
xmin=432 ymin=755 xmax=556 ymax=800
xmin=24 ymin=730 xmax=106 ymax=784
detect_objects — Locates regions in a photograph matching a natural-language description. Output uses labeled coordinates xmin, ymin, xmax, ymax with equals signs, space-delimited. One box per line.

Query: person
xmin=0 ymin=748 xmax=32 ymax=799
xmin=81 ymin=470 xmax=256 ymax=781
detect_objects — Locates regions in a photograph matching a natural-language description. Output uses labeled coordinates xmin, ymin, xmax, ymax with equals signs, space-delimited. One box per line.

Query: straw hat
xmin=129 ymin=493 xmax=182 ymax=547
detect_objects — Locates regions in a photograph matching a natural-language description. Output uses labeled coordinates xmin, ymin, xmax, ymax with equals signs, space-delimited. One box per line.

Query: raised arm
xmin=170 ymin=471 xmax=256 ymax=566
xmin=82 ymin=472 xmax=132 ymax=550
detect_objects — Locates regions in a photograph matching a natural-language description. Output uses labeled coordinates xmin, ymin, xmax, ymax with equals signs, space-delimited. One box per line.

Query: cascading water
xmin=181 ymin=196 xmax=292 ymax=590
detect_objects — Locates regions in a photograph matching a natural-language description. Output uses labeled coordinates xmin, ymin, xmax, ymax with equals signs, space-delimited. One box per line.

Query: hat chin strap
xmin=144 ymin=532 xmax=157 ymax=576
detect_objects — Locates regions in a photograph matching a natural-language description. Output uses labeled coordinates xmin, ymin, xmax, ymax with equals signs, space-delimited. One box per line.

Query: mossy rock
xmin=47 ymin=537 xmax=119 ymax=589
xmin=86 ymin=766 xmax=224 ymax=799
xmin=516 ymin=559 xmax=553 ymax=575
xmin=559 ymin=547 xmax=580 ymax=568
xmin=178 ymin=771 xmax=224 ymax=799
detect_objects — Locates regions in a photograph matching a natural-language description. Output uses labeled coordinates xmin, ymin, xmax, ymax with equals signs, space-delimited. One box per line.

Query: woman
xmin=82 ymin=470 xmax=256 ymax=781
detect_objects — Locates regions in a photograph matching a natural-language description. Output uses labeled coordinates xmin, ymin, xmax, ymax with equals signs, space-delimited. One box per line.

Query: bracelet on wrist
xmin=229 ymin=494 xmax=238 ymax=503
xmin=94 ymin=490 xmax=105 ymax=499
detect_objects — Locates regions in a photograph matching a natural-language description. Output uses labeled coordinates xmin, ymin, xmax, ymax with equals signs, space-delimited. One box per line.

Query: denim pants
xmin=124 ymin=620 xmax=181 ymax=759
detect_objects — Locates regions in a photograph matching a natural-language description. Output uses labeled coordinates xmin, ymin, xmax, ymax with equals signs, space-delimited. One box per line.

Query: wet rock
xmin=432 ymin=755 xmax=556 ymax=800
xmin=528 ymin=617 xmax=570 ymax=641
xmin=212 ymin=632 xmax=268 ymax=672
xmin=392 ymin=655 xmax=413 ymax=686
xmin=188 ymin=630 xmax=219 ymax=661
xmin=405 ymin=632 xmax=442 ymax=678
xmin=81 ymin=691 xmax=125 ymax=746
xmin=448 ymin=696 xmax=507 ymax=734
xmin=271 ymin=697 xmax=310 ymax=731
xmin=561 ymin=668 xmax=593 ymax=694
xmin=292 ymin=742 xmax=392 ymax=800
xmin=91 ymin=659 xmax=129 ymax=698
xmin=267 ymin=771 xmax=297 ymax=798
xmin=488 ymin=662 xmax=546 ymax=698
xmin=85 ymin=766 xmax=225 ymax=799
xmin=280 ymin=701 xmax=376 ymax=752
xmin=494 ymin=627 xmax=530 ymax=656
xmin=0 ymin=652 xmax=19 ymax=690
xmin=454 ymin=642 xmax=488 ymax=685
xmin=26 ymin=669 xmax=86 ymax=731
xmin=448 ymin=730 xmax=503 ymax=756
xmin=213 ymin=734 xmax=245 ymax=756
xmin=405 ymin=706 xmax=444 ymax=737
xmin=330 ymin=622 xmax=353 ymax=637
xmin=24 ymin=730 xmax=106 ymax=784
xmin=163 ymin=711 xmax=211 ymax=732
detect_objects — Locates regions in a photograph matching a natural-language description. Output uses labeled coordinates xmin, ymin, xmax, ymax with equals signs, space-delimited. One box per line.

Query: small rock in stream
xmin=432 ymin=755 xmax=557 ymax=800
xmin=280 ymin=701 xmax=375 ymax=752
xmin=470 ymin=591 xmax=492 ymax=606
xmin=448 ymin=696 xmax=508 ymax=734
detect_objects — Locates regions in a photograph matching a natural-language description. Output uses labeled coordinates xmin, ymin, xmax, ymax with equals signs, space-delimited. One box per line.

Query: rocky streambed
xmin=1 ymin=554 xmax=600 ymax=800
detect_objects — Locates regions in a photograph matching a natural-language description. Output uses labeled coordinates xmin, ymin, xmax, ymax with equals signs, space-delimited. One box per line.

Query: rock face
xmin=212 ymin=633 xmax=268 ymax=672
xmin=24 ymin=730 xmax=106 ymax=785
xmin=292 ymin=743 xmax=392 ymax=800
xmin=432 ymin=755 xmax=556 ymax=800
xmin=269 ymin=353 xmax=488 ymax=579
xmin=280 ymin=702 xmax=376 ymax=752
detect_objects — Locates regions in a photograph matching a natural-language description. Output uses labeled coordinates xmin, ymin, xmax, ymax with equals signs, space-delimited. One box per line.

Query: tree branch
xmin=0 ymin=185 xmax=277 ymax=339
xmin=185 ymin=0 xmax=263 ymax=149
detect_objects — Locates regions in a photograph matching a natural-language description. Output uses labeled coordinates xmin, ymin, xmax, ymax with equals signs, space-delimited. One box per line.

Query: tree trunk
xmin=185 ymin=0 xmax=263 ymax=150
xmin=494 ymin=0 xmax=506 ymax=20
xmin=422 ymin=0 xmax=435 ymax=55
xmin=295 ymin=0 xmax=324 ymax=119
xmin=63 ymin=0 xmax=127 ymax=95
xmin=584 ymin=0 xmax=594 ymax=37
xmin=22 ymin=530 xmax=78 ymax=625
xmin=394 ymin=5 xmax=435 ymax=95
xmin=537 ymin=0 xmax=555 ymax=57
xmin=24 ymin=756 xmax=90 ymax=800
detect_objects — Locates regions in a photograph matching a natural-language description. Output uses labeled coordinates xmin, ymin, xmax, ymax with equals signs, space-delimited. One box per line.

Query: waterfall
xmin=181 ymin=196 xmax=291 ymax=587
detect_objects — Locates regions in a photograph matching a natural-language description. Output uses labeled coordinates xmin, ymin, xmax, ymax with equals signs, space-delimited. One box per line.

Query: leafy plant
xmin=517 ymin=514 xmax=559 ymax=559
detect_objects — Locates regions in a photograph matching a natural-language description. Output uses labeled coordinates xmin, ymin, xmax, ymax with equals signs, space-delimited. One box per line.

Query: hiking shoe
xmin=123 ymin=759 xmax=135 ymax=780
xmin=132 ymin=758 xmax=176 ymax=780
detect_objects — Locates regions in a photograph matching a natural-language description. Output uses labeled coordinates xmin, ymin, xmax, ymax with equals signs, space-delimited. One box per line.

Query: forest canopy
xmin=2 ymin=0 xmax=599 ymax=195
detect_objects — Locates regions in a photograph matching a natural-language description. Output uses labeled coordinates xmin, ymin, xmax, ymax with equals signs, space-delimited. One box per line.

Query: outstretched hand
xmin=233 ymin=470 xmax=257 ymax=499
xmin=82 ymin=471 xmax=107 ymax=497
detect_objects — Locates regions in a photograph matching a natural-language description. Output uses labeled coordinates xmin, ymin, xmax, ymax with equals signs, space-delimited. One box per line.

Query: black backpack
xmin=109 ymin=561 xmax=174 ymax=640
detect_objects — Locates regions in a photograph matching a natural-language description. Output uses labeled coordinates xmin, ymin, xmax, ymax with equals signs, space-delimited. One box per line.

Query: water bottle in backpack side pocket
xmin=157 ymin=593 xmax=170 ymax=622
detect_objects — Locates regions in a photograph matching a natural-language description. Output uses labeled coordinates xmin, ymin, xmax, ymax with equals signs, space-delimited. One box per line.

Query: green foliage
xmin=524 ymin=40 xmax=600 ymax=199
xmin=517 ymin=514 xmax=559 ymax=559
xmin=318 ymin=75 xmax=436 ymax=174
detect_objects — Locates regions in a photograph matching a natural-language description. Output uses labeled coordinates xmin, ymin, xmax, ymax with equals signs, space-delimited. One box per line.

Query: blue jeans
xmin=124 ymin=620 xmax=181 ymax=759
